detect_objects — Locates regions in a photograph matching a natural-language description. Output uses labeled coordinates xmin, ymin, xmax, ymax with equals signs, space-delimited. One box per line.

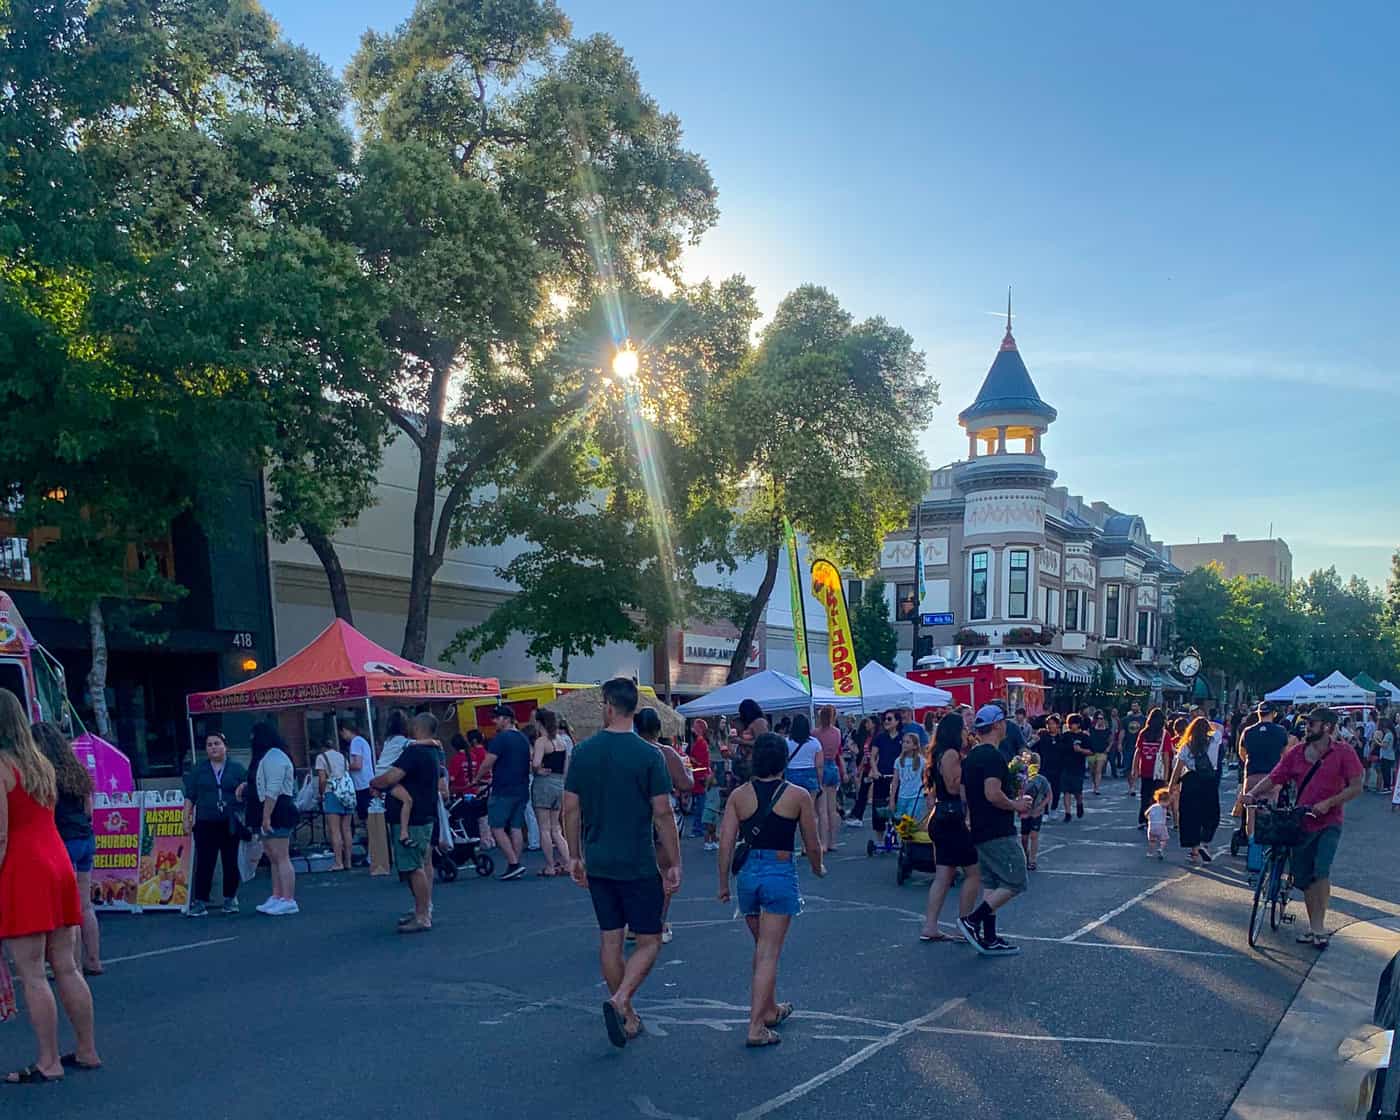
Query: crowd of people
xmin=0 ymin=671 xmax=1380 ymax=1075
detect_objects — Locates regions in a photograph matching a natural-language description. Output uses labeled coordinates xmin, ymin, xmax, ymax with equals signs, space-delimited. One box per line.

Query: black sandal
xmin=603 ymin=1001 xmax=628 ymax=1049
xmin=764 ymin=1002 xmax=794 ymax=1027
xmin=4 ymin=1066 xmax=60 ymax=1084
xmin=59 ymin=1054 xmax=102 ymax=1073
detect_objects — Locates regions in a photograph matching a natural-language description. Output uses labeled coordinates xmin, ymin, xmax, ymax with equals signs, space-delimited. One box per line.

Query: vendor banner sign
xmin=811 ymin=560 xmax=862 ymax=700
xmin=136 ymin=790 xmax=192 ymax=911
xmin=91 ymin=792 xmax=142 ymax=912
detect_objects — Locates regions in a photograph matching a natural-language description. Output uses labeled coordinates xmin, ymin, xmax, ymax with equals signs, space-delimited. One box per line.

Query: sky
xmin=263 ymin=0 xmax=1400 ymax=588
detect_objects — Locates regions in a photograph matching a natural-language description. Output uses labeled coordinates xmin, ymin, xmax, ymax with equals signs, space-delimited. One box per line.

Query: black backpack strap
xmin=743 ymin=780 xmax=788 ymax=843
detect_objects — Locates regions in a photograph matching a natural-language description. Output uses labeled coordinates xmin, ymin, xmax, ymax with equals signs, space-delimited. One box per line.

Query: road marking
xmin=1060 ymin=874 xmax=1190 ymax=941
xmin=632 ymin=1095 xmax=698 ymax=1120
xmin=735 ymin=997 xmax=965 ymax=1120
xmin=915 ymin=1024 xmax=1257 ymax=1053
xmin=104 ymin=937 xmax=238 ymax=965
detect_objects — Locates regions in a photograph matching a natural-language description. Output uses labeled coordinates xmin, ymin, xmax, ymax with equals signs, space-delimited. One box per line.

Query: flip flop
xmin=624 ymin=1016 xmax=645 ymax=1041
xmin=396 ymin=920 xmax=431 ymax=934
xmin=919 ymin=932 xmax=959 ymax=943
xmin=764 ymin=1002 xmax=794 ymax=1027
xmin=1295 ymin=930 xmax=1317 ymax=944
xmin=746 ymin=1028 xmax=782 ymax=1048
xmin=603 ymin=1001 xmax=628 ymax=1049
xmin=59 ymin=1054 xmax=102 ymax=1073
xmin=4 ymin=1066 xmax=59 ymax=1084
xmin=1314 ymin=933 xmax=1331 ymax=949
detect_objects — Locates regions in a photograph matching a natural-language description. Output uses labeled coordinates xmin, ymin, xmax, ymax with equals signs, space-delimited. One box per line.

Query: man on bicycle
xmin=1244 ymin=707 xmax=1363 ymax=949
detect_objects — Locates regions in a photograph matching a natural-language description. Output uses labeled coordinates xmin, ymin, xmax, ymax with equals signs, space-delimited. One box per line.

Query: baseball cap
xmin=490 ymin=703 xmax=515 ymax=719
xmin=973 ymin=704 xmax=1005 ymax=731
xmin=1306 ymin=706 xmax=1338 ymax=726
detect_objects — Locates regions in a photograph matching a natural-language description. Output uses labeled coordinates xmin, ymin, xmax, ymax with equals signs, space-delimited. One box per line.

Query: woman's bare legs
xmin=744 ymin=912 xmax=793 ymax=1041
xmin=46 ymin=927 xmax=98 ymax=1067
xmin=74 ymin=870 xmax=101 ymax=972
xmin=536 ymin=807 xmax=558 ymax=871
xmin=327 ymin=813 xmax=347 ymax=870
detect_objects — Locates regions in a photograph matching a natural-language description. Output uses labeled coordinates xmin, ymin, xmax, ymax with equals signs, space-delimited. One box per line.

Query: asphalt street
xmin=5 ymin=776 xmax=1399 ymax=1120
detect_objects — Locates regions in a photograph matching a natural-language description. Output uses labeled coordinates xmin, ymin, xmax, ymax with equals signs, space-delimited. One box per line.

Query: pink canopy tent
xmin=185 ymin=620 xmax=498 ymax=755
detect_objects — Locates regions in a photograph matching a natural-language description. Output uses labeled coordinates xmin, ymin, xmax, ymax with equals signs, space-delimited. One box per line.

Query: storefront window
xmin=896 ymin=582 xmax=916 ymax=621
xmin=1064 ymin=589 xmax=1080 ymax=631
xmin=1008 ymin=550 xmax=1029 ymax=619
xmin=969 ymin=552 xmax=989 ymax=620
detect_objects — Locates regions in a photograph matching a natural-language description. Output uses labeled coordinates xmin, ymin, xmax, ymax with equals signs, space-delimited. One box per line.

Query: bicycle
xmin=1246 ymin=802 xmax=1309 ymax=949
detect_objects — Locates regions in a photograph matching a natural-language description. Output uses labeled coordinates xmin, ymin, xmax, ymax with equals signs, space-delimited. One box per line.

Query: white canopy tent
xmin=857 ymin=661 xmax=954 ymax=711
xmin=675 ymin=669 xmax=862 ymax=718
xmin=1379 ymin=680 xmax=1400 ymax=703
xmin=1294 ymin=670 xmax=1375 ymax=707
xmin=1264 ymin=675 xmax=1311 ymax=703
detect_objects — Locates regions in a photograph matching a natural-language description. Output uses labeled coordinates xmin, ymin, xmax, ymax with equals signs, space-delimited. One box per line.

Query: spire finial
xmin=1006 ymin=286 xmax=1013 ymax=334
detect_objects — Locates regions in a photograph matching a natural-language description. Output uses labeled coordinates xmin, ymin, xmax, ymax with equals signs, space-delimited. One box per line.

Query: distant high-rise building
xmin=1167 ymin=534 xmax=1292 ymax=588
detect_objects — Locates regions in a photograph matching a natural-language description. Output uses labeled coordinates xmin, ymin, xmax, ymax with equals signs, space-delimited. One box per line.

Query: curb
xmin=1228 ymin=915 xmax=1400 ymax=1120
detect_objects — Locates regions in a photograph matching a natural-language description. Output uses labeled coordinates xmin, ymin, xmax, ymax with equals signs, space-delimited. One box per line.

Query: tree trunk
xmin=727 ymin=537 xmax=781 ymax=683
xmin=559 ymin=647 xmax=570 ymax=683
xmin=86 ymin=600 xmax=113 ymax=738
xmin=401 ymin=369 xmax=450 ymax=664
xmin=303 ymin=523 xmax=354 ymax=624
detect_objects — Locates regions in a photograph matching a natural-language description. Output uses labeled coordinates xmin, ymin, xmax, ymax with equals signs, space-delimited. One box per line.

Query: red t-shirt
xmin=687 ymin=737 xmax=710 ymax=785
xmin=1268 ymin=739 xmax=1363 ymax=832
xmin=448 ymin=746 xmax=487 ymax=795
xmin=1135 ymin=732 xmax=1168 ymax=779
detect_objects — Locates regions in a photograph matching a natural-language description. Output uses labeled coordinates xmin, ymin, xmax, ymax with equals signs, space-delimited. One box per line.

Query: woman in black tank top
xmin=920 ymin=714 xmax=981 ymax=943
xmin=718 ymin=733 xmax=827 ymax=1048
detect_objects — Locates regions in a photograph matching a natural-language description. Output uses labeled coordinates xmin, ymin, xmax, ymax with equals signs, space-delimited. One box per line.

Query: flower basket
xmin=1004 ymin=626 xmax=1039 ymax=646
xmin=1036 ymin=626 xmax=1057 ymax=645
xmin=954 ymin=627 xmax=989 ymax=647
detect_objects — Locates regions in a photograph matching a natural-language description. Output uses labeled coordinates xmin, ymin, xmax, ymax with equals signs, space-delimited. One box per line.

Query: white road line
xmin=915 ymin=1025 xmax=1251 ymax=1051
xmin=1060 ymin=874 xmax=1191 ymax=941
xmin=103 ymin=936 xmax=237 ymax=965
xmin=632 ymin=1095 xmax=698 ymax=1120
xmin=735 ymin=997 xmax=965 ymax=1120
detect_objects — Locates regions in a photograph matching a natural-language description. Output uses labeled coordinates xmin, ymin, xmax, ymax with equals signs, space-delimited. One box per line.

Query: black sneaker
xmin=1076 ymin=804 xmax=1084 ymax=819
xmin=1063 ymin=814 xmax=1072 ymax=824
xmin=1200 ymin=849 xmax=1214 ymax=864
xmin=500 ymin=864 xmax=526 ymax=881
xmin=958 ymin=915 xmax=997 ymax=956
xmin=186 ymin=901 xmax=208 ymax=918
xmin=984 ymin=937 xmax=1021 ymax=956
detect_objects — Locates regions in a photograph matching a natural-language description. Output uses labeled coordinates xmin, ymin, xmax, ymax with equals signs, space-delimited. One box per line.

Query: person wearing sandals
xmin=314 ymin=738 xmax=354 ymax=871
xmin=717 ymin=732 xmax=825 ymax=1048
xmin=0 ymin=690 xmax=101 ymax=1083
xmin=32 ymin=722 xmax=102 ymax=973
xmin=1167 ymin=717 xmax=1222 ymax=867
xmin=371 ymin=719 xmax=442 ymax=934
xmin=635 ymin=708 xmax=693 ymax=943
xmin=531 ymin=709 xmax=570 ymax=877
xmin=920 ymin=712 xmax=979 ymax=945
xmin=1244 ymin=706 xmax=1363 ymax=949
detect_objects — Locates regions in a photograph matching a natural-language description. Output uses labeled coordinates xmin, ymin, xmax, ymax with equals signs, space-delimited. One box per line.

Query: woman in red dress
xmin=0 ymin=689 xmax=100 ymax=1083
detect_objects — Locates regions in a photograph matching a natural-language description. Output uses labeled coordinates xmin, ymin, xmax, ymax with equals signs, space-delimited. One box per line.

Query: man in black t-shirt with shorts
xmin=959 ymin=705 xmax=1033 ymax=957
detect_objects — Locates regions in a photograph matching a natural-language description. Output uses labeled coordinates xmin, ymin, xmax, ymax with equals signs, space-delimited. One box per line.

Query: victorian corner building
xmin=877 ymin=317 xmax=1191 ymax=705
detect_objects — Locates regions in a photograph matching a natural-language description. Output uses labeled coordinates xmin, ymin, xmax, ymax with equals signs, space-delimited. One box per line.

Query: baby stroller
xmin=432 ymin=793 xmax=495 ymax=882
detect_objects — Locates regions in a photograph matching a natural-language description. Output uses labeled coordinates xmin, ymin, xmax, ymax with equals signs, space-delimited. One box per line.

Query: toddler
xmin=1145 ymin=787 xmax=1170 ymax=859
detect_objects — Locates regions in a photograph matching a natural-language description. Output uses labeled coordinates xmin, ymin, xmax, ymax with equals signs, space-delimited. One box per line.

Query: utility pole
xmin=911 ymin=500 xmax=923 ymax=669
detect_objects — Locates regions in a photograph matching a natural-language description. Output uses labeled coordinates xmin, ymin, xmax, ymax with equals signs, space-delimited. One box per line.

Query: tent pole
xmin=188 ymin=715 xmax=197 ymax=769
xmin=364 ymin=697 xmax=376 ymax=750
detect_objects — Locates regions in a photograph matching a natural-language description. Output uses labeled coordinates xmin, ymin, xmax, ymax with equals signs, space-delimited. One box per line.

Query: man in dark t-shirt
xmin=476 ymin=705 xmax=533 ymax=880
xmin=1057 ymin=716 xmax=1093 ymax=821
xmin=371 ymin=713 xmax=445 ymax=933
xmin=563 ymin=677 xmax=677 ymax=1049
xmin=959 ymin=706 xmax=1033 ymax=957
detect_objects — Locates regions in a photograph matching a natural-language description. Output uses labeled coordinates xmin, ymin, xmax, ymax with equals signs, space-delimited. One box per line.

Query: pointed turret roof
xmin=958 ymin=313 xmax=1057 ymax=427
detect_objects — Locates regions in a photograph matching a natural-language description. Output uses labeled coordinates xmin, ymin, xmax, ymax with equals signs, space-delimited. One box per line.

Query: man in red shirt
xmin=1246 ymin=707 xmax=1363 ymax=948
xmin=685 ymin=720 xmax=711 ymax=839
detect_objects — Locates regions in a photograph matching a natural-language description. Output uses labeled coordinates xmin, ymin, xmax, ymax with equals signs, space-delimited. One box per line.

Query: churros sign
xmin=810 ymin=559 xmax=861 ymax=699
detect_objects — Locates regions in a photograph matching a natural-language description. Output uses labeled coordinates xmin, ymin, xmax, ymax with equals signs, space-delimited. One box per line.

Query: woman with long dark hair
xmin=919 ymin=713 xmax=979 ymax=944
xmin=846 ymin=716 xmax=877 ymax=827
xmin=1131 ymin=708 xmax=1171 ymax=829
xmin=530 ymin=708 xmax=570 ymax=877
xmin=248 ymin=722 xmax=297 ymax=915
xmin=0 ymin=691 xmax=99 ymax=1082
xmin=31 ymin=722 xmax=101 ymax=972
xmin=1168 ymin=717 xmax=1221 ymax=866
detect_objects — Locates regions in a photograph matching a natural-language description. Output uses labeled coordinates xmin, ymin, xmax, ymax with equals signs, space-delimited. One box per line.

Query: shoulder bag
xmin=324 ymin=753 xmax=357 ymax=808
xmin=731 ymin=779 xmax=789 ymax=874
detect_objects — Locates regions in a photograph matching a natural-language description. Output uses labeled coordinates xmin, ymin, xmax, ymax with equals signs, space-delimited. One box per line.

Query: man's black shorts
xmin=587 ymin=874 xmax=664 ymax=935
xmin=355 ymin=788 xmax=373 ymax=821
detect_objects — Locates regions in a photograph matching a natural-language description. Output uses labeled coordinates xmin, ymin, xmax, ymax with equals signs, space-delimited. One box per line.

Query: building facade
xmin=878 ymin=316 xmax=1189 ymax=699
xmin=1167 ymin=534 xmax=1293 ymax=588
xmin=267 ymin=438 xmax=832 ymax=703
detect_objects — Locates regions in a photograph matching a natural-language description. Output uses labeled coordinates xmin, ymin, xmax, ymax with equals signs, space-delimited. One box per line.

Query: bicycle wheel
xmin=1268 ymin=849 xmax=1286 ymax=929
xmin=1272 ymin=852 xmax=1293 ymax=929
xmin=1249 ymin=849 xmax=1273 ymax=948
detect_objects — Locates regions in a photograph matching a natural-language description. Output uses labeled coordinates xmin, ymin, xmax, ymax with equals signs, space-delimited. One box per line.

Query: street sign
xmin=921 ymin=612 xmax=955 ymax=627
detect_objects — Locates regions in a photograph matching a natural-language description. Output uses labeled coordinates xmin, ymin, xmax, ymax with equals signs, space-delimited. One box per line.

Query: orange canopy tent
xmin=186 ymin=619 xmax=498 ymax=716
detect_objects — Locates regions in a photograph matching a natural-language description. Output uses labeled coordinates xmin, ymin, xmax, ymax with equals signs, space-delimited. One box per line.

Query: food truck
xmin=461 ymin=681 xmax=662 ymax=737
xmin=0 ymin=590 xmax=69 ymax=723
xmin=909 ymin=661 xmax=1046 ymax=719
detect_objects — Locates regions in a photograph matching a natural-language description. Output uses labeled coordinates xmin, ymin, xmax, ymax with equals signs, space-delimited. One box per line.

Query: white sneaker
xmin=661 ymin=926 xmax=674 ymax=944
xmin=255 ymin=897 xmax=280 ymax=914
xmin=270 ymin=898 xmax=300 ymax=915
xmin=703 ymin=841 xmax=719 ymax=852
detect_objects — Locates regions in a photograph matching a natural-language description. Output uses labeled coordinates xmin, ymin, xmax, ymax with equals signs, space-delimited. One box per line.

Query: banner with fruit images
xmin=136 ymin=789 xmax=192 ymax=911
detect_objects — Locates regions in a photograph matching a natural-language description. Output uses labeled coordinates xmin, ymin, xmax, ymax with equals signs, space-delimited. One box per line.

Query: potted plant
xmin=1036 ymin=625 xmax=1058 ymax=645
xmin=1004 ymin=626 xmax=1039 ymax=646
xmin=953 ymin=627 xmax=989 ymax=647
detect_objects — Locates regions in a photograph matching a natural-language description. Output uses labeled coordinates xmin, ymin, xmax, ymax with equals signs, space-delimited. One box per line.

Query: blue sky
xmin=264 ymin=0 xmax=1400 ymax=588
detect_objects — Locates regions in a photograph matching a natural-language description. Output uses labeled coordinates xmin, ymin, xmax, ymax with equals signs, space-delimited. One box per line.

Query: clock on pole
xmin=1178 ymin=647 xmax=1202 ymax=680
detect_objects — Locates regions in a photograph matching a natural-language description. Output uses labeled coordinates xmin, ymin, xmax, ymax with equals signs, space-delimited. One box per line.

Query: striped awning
xmin=954 ymin=648 xmax=1095 ymax=683
xmin=1142 ymin=667 xmax=1191 ymax=692
xmin=1115 ymin=658 xmax=1151 ymax=687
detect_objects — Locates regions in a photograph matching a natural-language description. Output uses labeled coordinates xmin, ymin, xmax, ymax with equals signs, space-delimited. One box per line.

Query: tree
xmin=343 ymin=0 xmax=719 ymax=661
xmin=1170 ymin=565 xmax=1257 ymax=692
xmin=447 ymin=280 xmax=759 ymax=681
xmin=717 ymin=285 xmax=936 ymax=682
xmin=1298 ymin=566 xmax=1394 ymax=678
xmin=851 ymin=579 xmax=897 ymax=670
xmin=1 ymin=0 xmax=385 ymax=722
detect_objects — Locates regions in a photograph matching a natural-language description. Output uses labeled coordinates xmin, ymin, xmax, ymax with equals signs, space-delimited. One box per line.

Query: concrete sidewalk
xmin=1229 ymin=916 xmax=1400 ymax=1120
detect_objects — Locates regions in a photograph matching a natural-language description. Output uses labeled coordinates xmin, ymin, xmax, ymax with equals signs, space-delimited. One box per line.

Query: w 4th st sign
xmin=811 ymin=559 xmax=861 ymax=698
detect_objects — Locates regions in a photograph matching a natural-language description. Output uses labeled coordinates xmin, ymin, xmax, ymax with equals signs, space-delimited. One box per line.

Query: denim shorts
xmin=822 ymin=761 xmax=840 ymax=788
xmin=488 ymin=791 xmax=527 ymax=831
xmin=736 ymin=850 xmax=803 ymax=917
xmin=787 ymin=769 xmax=820 ymax=794
xmin=65 ymin=835 xmax=96 ymax=873
xmin=323 ymin=792 xmax=349 ymax=816
xmin=262 ymin=827 xmax=293 ymax=840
